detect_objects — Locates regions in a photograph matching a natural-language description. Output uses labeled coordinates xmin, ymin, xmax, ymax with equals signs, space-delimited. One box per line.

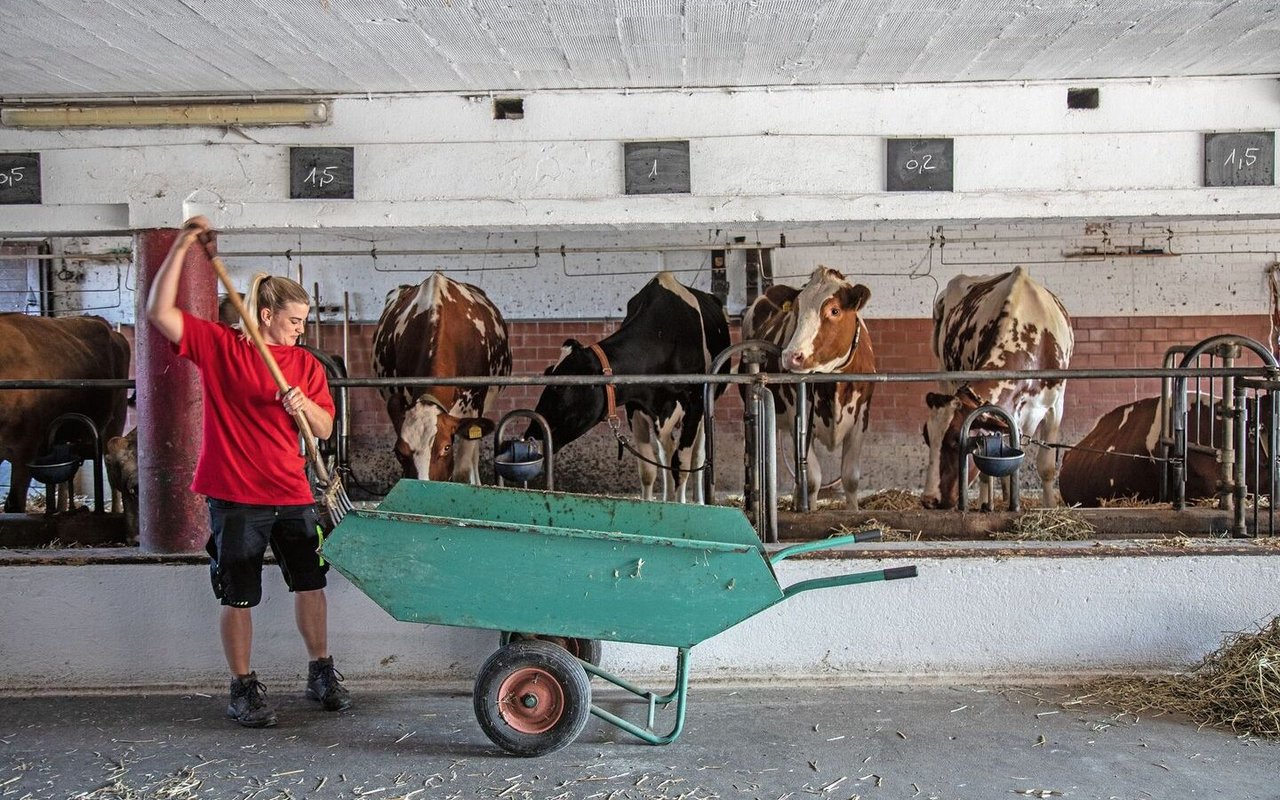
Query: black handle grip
xmin=851 ymin=529 xmax=882 ymax=542
xmin=883 ymin=565 xmax=918 ymax=580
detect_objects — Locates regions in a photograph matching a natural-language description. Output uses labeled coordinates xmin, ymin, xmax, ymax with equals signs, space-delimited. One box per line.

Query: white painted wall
xmin=0 ymin=77 xmax=1276 ymax=322
xmin=19 ymin=217 xmax=1280 ymax=326
xmin=2 ymin=552 xmax=1277 ymax=690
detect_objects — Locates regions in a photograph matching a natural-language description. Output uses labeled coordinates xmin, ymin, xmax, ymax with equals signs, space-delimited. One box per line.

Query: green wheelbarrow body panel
xmin=378 ymin=478 xmax=766 ymax=551
xmin=323 ymin=482 xmax=784 ymax=648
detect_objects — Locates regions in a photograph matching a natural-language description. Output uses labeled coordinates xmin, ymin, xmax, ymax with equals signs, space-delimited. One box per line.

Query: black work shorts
xmin=205 ymin=498 xmax=329 ymax=608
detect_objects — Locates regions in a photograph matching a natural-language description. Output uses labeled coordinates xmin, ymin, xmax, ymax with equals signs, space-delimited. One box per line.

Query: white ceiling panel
xmin=0 ymin=1 xmax=1277 ymax=100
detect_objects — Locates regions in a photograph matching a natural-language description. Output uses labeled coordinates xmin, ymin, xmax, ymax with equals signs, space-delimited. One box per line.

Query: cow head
xmin=393 ymin=394 xmax=494 ymax=481
xmin=921 ymin=388 xmax=995 ymax=509
xmin=528 ymin=339 xmax=608 ymax=452
xmin=105 ymin=428 xmax=138 ymax=545
xmin=780 ymin=267 xmax=871 ymax=373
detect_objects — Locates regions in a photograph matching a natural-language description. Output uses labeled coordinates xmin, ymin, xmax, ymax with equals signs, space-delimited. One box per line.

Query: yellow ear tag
xmin=781 ymin=300 xmax=793 ymax=313
xmin=468 ymin=424 xmax=484 ymax=440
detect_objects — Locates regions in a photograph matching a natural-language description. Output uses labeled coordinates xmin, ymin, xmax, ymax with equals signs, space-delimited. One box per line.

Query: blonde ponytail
xmin=245 ymin=272 xmax=310 ymax=333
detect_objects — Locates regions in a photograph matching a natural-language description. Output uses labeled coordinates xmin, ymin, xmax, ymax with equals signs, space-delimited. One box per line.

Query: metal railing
xmin=5 ymin=356 xmax=1279 ymax=539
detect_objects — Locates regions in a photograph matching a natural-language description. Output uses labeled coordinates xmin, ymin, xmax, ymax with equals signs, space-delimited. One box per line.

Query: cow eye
xmin=827 ymin=305 xmax=841 ymax=318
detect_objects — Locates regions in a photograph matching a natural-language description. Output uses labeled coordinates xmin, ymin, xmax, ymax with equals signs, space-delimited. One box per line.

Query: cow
xmin=105 ymin=428 xmax=138 ymax=543
xmin=742 ymin=266 xmax=876 ymax=509
xmin=372 ymin=272 xmax=512 ymax=483
xmin=529 ymin=271 xmax=730 ymax=502
xmin=922 ymin=267 xmax=1074 ymax=510
xmin=0 ymin=314 xmax=131 ymax=513
xmin=1059 ymin=395 xmax=1272 ymax=506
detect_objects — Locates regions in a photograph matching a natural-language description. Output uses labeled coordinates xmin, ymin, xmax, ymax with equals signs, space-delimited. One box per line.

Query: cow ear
xmin=457 ymin=418 xmax=495 ymax=440
xmin=924 ymin=391 xmax=955 ymax=410
xmin=837 ymin=284 xmax=871 ymax=313
xmin=561 ymin=338 xmax=584 ymax=349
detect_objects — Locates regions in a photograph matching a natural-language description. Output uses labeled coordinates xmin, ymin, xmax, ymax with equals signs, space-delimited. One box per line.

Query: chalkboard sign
xmin=290 ymin=147 xmax=354 ymax=199
xmin=886 ymin=138 xmax=953 ymax=192
xmin=624 ymin=141 xmax=691 ymax=195
xmin=1204 ymin=132 xmax=1274 ymax=187
xmin=0 ymin=153 xmax=41 ymax=204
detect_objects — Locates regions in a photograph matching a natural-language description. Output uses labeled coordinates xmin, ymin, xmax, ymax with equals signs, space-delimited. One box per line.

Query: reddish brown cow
xmin=0 ymin=314 xmax=130 ymax=512
xmin=1059 ymin=395 xmax=1272 ymax=505
xmin=743 ymin=266 xmax=876 ymax=508
xmin=923 ymin=267 xmax=1073 ymax=509
xmin=373 ymin=273 xmax=512 ymax=483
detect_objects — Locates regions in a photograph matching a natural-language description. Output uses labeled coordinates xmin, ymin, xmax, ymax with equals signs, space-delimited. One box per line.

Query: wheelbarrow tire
xmin=474 ymin=639 xmax=592 ymax=757
xmin=499 ymin=632 xmax=603 ymax=667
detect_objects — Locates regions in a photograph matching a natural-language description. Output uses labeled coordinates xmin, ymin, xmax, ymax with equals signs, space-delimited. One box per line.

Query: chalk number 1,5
xmin=1224 ymin=147 xmax=1260 ymax=171
xmin=305 ymin=165 xmax=337 ymax=186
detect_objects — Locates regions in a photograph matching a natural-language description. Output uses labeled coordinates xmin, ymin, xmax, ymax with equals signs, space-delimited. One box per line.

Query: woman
xmin=147 ymin=216 xmax=350 ymax=728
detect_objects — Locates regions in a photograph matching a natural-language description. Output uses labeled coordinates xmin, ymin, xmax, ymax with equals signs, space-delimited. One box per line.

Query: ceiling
xmin=2 ymin=0 xmax=1279 ymax=101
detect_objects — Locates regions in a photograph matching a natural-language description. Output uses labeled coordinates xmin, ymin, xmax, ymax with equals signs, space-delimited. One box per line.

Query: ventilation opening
xmin=493 ymin=98 xmax=524 ymax=120
xmin=1067 ymin=88 xmax=1100 ymax=110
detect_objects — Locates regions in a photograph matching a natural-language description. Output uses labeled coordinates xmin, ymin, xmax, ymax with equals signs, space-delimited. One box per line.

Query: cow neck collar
xmin=419 ymin=392 xmax=449 ymax=413
xmin=832 ymin=319 xmax=863 ymax=371
xmin=586 ymin=342 xmax=619 ymax=424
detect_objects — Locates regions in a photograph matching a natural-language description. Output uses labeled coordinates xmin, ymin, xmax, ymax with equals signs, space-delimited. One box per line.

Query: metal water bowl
xmin=971 ymin=436 xmax=1024 ymax=478
xmin=27 ymin=443 xmax=84 ymax=485
xmin=495 ymin=440 xmax=544 ymax=483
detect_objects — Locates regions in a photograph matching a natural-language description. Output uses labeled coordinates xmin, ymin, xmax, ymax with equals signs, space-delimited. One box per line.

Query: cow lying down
xmin=1059 ymin=395 xmax=1273 ymax=506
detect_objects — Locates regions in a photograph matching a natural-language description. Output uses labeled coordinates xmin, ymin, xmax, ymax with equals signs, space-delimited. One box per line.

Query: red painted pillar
xmin=136 ymin=228 xmax=215 ymax=553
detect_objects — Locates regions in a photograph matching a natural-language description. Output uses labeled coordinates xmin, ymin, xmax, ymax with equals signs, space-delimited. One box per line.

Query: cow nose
xmin=783 ymin=350 xmax=805 ymax=370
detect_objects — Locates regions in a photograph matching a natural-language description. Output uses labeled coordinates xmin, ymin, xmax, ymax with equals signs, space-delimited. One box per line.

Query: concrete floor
xmin=2 ymin=682 xmax=1275 ymax=799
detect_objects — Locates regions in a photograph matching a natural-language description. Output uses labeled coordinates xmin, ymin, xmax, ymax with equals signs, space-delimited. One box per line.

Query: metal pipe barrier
xmin=8 ymin=360 xmax=1280 ymax=537
xmin=1171 ymin=334 xmax=1278 ymax=518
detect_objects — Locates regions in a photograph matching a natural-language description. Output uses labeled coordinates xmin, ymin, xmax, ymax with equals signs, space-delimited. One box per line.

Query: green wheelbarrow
xmin=322 ymin=480 xmax=917 ymax=757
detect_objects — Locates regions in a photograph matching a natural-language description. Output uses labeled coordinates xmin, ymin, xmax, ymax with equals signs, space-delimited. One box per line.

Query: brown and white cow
xmin=373 ymin=273 xmax=512 ymax=483
xmin=923 ymin=267 xmax=1073 ymax=509
xmin=1059 ymin=395 xmax=1273 ymax=506
xmin=0 ymin=313 xmax=131 ymax=513
xmin=743 ymin=266 xmax=876 ymax=508
xmin=105 ymin=428 xmax=138 ymax=542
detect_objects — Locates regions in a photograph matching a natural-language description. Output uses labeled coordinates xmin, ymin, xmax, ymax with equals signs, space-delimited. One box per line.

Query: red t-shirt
xmin=176 ymin=312 xmax=336 ymax=505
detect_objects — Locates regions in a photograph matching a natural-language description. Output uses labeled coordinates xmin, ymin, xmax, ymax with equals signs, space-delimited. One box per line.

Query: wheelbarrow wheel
xmin=499 ymin=631 xmax=602 ymax=667
xmin=474 ymin=639 xmax=592 ymax=757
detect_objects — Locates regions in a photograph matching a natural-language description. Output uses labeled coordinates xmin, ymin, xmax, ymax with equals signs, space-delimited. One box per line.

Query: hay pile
xmin=1097 ymin=494 xmax=1169 ymax=509
xmin=1077 ymin=616 xmax=1280 ymax=737
xmin=833 ymin=519 xmax=917 ymax=541
xmin=859 ymin=489 xmax=922 ymax=511
xmin=998 ymin=506 xmax=1096 ymax=541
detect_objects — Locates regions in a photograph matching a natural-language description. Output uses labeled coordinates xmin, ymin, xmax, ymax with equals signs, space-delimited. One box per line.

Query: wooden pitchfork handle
xmin=190 ymin=226 xmax=333 ymax=485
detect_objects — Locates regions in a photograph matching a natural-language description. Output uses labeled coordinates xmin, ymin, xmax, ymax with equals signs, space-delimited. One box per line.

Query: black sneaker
xmin=227 ymin=672 xmax=277 ymax=728
xmin=306 ymin=656 xmax=352 ymax=711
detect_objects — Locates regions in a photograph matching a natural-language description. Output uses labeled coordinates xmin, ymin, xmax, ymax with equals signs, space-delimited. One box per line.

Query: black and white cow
xmin=530 ymin=272 xmax=730 ymax=502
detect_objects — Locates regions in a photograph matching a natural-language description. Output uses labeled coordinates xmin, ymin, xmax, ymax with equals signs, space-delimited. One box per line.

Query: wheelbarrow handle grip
xmin=780 ymin=564 xmax=919 ymax=601
xmin=768 ymin=531 xmax=882 ymax=565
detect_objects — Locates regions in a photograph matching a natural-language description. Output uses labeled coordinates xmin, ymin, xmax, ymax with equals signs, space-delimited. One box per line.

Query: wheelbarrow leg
xmin=584 ymin=647 xmax=692 ymax=746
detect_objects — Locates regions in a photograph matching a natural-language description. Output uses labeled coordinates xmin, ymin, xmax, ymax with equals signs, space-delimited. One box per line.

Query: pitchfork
xmin=192 ymin=227 xmax=354 ymax=527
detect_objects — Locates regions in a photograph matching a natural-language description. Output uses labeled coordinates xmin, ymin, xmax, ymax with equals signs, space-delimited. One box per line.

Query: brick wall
xmin=307 ymin=312 xmax=1271 ymax=442
xmin=125 ymin=312 xmax=1271 ymax=495
xmin=862 ymin=314 xmax=1272 ymax=439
